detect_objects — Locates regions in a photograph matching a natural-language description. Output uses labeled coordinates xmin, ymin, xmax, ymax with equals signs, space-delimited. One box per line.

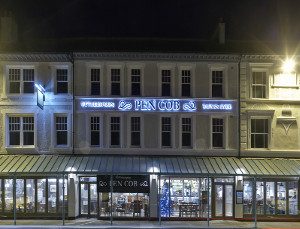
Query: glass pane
xmin=99 ymin=192 xmax=110 ymax=217
xmin=160 ymin=179 xmax=171 ymax=217
xmin=215 ymin=185 xmax=223 ymax=217
xmin=288 ymin=181 xmax=298 ymax=215
xmin=16 ymin=179 xmax=24 ymax=212
xmin=256 ymin=182 xmax=264 ymax=215
xmin=90 ymin=184 xmax=97 ymax=215
xmin=265 ymin=182 xmax=275 ymax=215
xmin=243 ymin=181 xmax=253 ymax=214
xmin=48 ymin=178 xmax=57 ymax=213
xmin=0 ymin=179 xmax=2 ymax=212
xmin=277 ymin=182 xmax=286 ymax=215
xmin=58 ymin=178 xmax=68 ymax=214
xmin=26 ymin=179 xmax=35 ymax=213
xmin=37 ymin=179 xmax=46 ymax=213
xmin=4 ymin=179 xmax=13 ymax=212
xmin=80 ymin=184 xmax=88 ymax=214
xmin=225 ymin=185 xmax=233 ymax=217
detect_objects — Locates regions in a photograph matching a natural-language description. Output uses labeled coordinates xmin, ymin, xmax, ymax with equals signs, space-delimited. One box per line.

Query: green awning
xmin=0 ymin=155 xmax=299 ymax=177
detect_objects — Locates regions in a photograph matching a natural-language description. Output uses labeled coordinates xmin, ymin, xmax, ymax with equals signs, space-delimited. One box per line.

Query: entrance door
xmin=214 ymin=184 xmax=234 ymax=218
xmin=80 ymin=183 xmax=98 ymax=216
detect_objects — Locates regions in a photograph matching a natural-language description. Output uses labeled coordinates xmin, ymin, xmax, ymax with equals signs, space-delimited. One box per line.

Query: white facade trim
xmin=208 ymin=64 xmax=228 ymax=98
xmin=85 ymin=62 xmax=104 ymax=96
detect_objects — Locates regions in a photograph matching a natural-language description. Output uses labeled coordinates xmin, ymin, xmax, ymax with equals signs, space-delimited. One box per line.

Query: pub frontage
xmin=0 ymin=155 xmax=300 ymax=223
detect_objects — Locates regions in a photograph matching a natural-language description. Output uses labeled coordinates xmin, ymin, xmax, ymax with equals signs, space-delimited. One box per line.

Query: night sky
xmin=1 ymin=0 xmax=300 ymax=41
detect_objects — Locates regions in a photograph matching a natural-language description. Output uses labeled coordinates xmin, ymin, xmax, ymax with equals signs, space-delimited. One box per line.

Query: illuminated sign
xmin=35 ymin=84 xmax=45 ymax=110
xmin=77 ymin=98 xmax=236 ymax=113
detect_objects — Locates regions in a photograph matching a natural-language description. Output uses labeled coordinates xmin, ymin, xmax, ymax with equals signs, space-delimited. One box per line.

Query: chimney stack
xmin=218 ymin=17 xmax=225 ymax=44
xmin=0 ymin=11 xmax=18 ymax=43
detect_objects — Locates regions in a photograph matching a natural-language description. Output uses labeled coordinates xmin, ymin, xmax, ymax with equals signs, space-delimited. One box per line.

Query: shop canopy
xmin=0 ymin=155 xmax=299 ymax=177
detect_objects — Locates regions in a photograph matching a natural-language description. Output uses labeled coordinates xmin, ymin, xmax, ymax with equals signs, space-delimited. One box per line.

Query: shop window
xmin=0 ymin=179 xmax=2 ymax=212
xmin=252 ymin=71 xmax=267 ymax=98
xmin=243 ymin=180 xmax=253 ymax=214
xmin=26 ymin=179 xmax=35 ymax=213
xmin=56 ymin=69 xmax=68 ymax=94
xmin=212 ymin=118 xmax=224 ymax=148
xmin=37 ymin=179 xmax=46 ymax=213
xmin=131 ymin=69 xmax=141 ymax=96
xmin=90 ymin=116 xmax=100 ymax=146
xmin=212 ymin=70 xmax=223 ymax=97
xmin=288 ymin=181 xmax=298 ymax=215
xmin=110 ymin=117 xmax=120 ymax=147
xmin=8 ymin=68 xmax=35 ymax=94
xmin=277 ymin=182 xmax=286 ymax=215
xmin=111 ymin=69 xmax=121 ymax=95
xmin=256 ymin=182 xmax=264 ymax=215
xmin=131 ymin=117 xmax=140 ymax=147
xmin=161 ymin=117 xmax=172 ymax=147
xmin=56 ymin=116 xmax=68 ymax=146
xmin=48 ymin=179 xmax=57 ymax=213
xmin=58 ymin=178 xmax=68 ymax=214
xmin=16 ymin=179 xmax=25 ymax=212
xmin=90 ymin=68 xmax=101 ymax=95
xmin=181 ymin=70 xmax=191 ymax=97
xmin=181 ymin=117 xmax=191 ymax=147
xmin=266 ymin=182 xmax=275 ymax=215
xmin=8 ymin=116 xmax=34 ymax=146
xmin=251 ymin=119 xmax=269 ymax=148
xmin=4 ymin=179 xmax=13 ymax=212
xmin=161 ymin=70 xmax=171 ymax=96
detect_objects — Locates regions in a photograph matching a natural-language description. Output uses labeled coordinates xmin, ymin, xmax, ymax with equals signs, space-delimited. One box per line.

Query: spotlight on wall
xmin=282 ymin=58 xmax=296 ymax=73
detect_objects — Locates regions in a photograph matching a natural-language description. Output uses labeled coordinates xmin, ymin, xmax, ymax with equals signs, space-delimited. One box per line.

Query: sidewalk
xmin=0 ymin=219 xmax=299 ymax=228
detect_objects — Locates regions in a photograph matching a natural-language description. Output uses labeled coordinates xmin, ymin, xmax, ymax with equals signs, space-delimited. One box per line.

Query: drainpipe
xmin=71 ymin=52 xmax=75 ymax=154
xmin=238 ymin=55 xmax=242 ymax=158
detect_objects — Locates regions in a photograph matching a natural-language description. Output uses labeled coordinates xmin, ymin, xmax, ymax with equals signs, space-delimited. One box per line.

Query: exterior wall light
xmin=282 ymin=58 xmax=296 ymax=73
xmin=35 ymin=83 xmax=45 ymax=109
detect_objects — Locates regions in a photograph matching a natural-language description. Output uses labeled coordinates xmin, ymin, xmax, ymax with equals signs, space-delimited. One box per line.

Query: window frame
xmin=5 ymin=113 xmax=37 ymax=149
xmin=178 ymin=64 xmax=195 ymax=98
xmin=210 ymin=116 xmax=227 ymax=149
xmin=127 ymin=64 xmax=145 ymax=97
xmin=249 ymin=116 xmax=271 ymax=149
xmin=86 ymin=63 xmax=104 ymax=96
xmin=159 ymin=115 xmax=175 ymax=148
xmin=158 ymin=64 xmax=175 ymax=97
xmin=249 ymin=64 xmax=272 ymax=99
xmin=51 ymin=64 xmax=71 ymax=95
xmin=5 ymin=65 xmax=36 ymax=96
xmin=52 ymin=113 xmax=71 ymax=148
xmin=107 ymin=114 xmax=123 ymax=148
xmin=107 ymin=64 xmax=124 ymax=96
xmin=209 ymin=65 xmax=227 ymax=98
xmin=179 ymin=115 xmax=195 ymax=149
xmin=127 ymin=115 xmax=144 ymax=148
xmin=88 ymin=114 xmax=103 ymax=147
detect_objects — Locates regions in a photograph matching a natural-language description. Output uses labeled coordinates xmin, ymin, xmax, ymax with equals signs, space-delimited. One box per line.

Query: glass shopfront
xmin=0 ymin=178 xmax=68 ymax=218
xmin=243 ymin=179 xmax=299 ymax=217
xmin=160 ymin=177 xmax=211 ymax=218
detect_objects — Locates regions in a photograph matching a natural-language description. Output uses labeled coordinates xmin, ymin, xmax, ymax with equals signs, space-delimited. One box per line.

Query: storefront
xmin=0 ymin=155 xmax=300 ymax=222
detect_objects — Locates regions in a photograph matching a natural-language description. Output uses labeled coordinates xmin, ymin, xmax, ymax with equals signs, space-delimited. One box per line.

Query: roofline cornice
xmin=0 ymin=53 xmax=72 ymax=62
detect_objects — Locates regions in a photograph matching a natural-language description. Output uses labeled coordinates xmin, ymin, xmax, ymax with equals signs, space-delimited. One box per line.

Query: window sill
xmin=5 ymin=146 xmax=36 ymax=150
xmin=271 ymin=85 xmax=300 ymax=89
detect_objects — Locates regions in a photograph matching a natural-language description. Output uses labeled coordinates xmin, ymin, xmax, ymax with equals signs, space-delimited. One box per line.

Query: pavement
xmin=0 ymin=219 xmax=299 ymax=229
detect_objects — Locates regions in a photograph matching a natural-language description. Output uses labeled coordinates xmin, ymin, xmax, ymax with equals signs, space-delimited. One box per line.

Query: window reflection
xmin=277 ymin=182 xmax=286 ymax=215
xmin=16 ymin=179 xmax=24 ymax=212
xmin=26 ymin=179 xmax=35 ymax=213
xmin=37 ymin=179 xmax=46 ymax=213
xmin=4 ymin=179 xmax=13 ymax=212
xmin=48 ymin=179 xmax=57 ymax=213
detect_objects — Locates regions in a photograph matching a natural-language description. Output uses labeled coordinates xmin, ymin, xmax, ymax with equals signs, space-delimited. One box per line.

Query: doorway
xmin=214 ymin=183 xmax=234 ymax=218
xmin=80 ymin=182 xmax=98 ymax=217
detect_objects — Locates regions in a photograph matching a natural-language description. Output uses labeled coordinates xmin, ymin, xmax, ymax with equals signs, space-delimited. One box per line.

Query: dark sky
xmin=1 ymin=0 xmax=300 ymax=41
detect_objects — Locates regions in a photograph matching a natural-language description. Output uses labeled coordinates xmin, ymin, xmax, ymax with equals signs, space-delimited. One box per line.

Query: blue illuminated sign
xmin=77 ymin=98 xmax=236 ymax=113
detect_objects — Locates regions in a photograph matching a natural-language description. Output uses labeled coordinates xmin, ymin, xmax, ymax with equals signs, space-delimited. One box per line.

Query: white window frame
xmin=51 ymin=64 xmax=71 ymax=95
xmin=178 ymin=64 xmax=195 ymax=97
xmin=107 ymin=63 xmax=124 ymax=96
xmin=86 ymin=63 xmax=104 ymax=96
xmin=248 ymin=116 xmax=271 ymax=149
xmin=4 ymin=65 xmax=36 ymax=96
xmin=210 ymin=116 xmax=227 ymax=149
xmin=159 ymin=115 xmax=175 ymax=148
xmin=126 ymin=63 xmax=145 ymax=96
xmin=106 ymin=114 xmax=123 ymax=148
xmin=4 ymin=112 xmax=37 ymax=149
xmin=87 ymin=113 xmax=103 ymax=148
xmin=52 ymin=113 xmax=72 ymax=148
xmin=249 ymin=63 xmax=273 ymax=99
xmin=179 ymin=115 xmax=195 ymax=149
xmin=158 ymin=63 xmax=175 ymax=97
xmin=127 ymin=115 xmax=144 ymax=148
xmin=209 ymin=65 xmax=228 ymax=98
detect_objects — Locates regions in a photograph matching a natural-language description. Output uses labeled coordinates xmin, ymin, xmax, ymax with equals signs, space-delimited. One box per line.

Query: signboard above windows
xmin=272 ymin=73 xmax=299 ymax=88
xmin=76 ymin=97 xmax=236 ymax=113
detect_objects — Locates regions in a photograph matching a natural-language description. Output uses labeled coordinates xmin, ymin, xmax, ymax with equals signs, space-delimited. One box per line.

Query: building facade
xmin=0 ymin=52 xmax=299 ymax=221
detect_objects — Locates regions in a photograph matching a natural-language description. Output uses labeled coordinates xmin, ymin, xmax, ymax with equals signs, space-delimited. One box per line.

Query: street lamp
xmin=282 ymin=58 xmax=296 ymax=73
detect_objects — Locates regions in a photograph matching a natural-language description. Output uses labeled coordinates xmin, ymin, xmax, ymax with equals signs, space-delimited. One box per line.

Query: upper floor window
xmin=55 ymin=116 xmax=68 ymax=146
xmin=161 ymin=70 xmax=171 ymax=96
xmin=252 ymin=71 xmax=267 ymax=98
xmin=212 ymin=70 xmax=223 ymax=97
xmin=182 ymin=117 xmax=192 ymax=147
xmin=110 ymin=117 xmax=120 ymax=147
xmin=90 ymin=116 xmax=100 ymax=146
xmin=212 ymin=118 xmax=224 ymax=148
xmin=111 ymin=69 xmax=121 ymax=95
xmin=91 ymin=68 xmax=101 ymax=95
xmin=8 ymin=116 xmax=34 ymax=146
xmin=131 ymin=69 xmax=141 ymax=96
xmin=130 ymin=117 xmax=141 ymax=147
xmin=56 ymin=69 xmax=68 ymax=94
xmin=161 ymin=117 xmax=172 ymax=147
xmin=8 ymin=68 xmax=34 ymax=94
xmin=251 ymin=118 xmax=269 ymax=148
xmin=181 ymin=70 xmax=191 ymax=97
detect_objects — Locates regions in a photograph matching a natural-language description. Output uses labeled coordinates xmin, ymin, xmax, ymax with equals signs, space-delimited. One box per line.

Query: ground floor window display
xmin=0 ymin=177 xmax=68 ymax=218
xmin=243 ymin=179 xmax=299 ymax=217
